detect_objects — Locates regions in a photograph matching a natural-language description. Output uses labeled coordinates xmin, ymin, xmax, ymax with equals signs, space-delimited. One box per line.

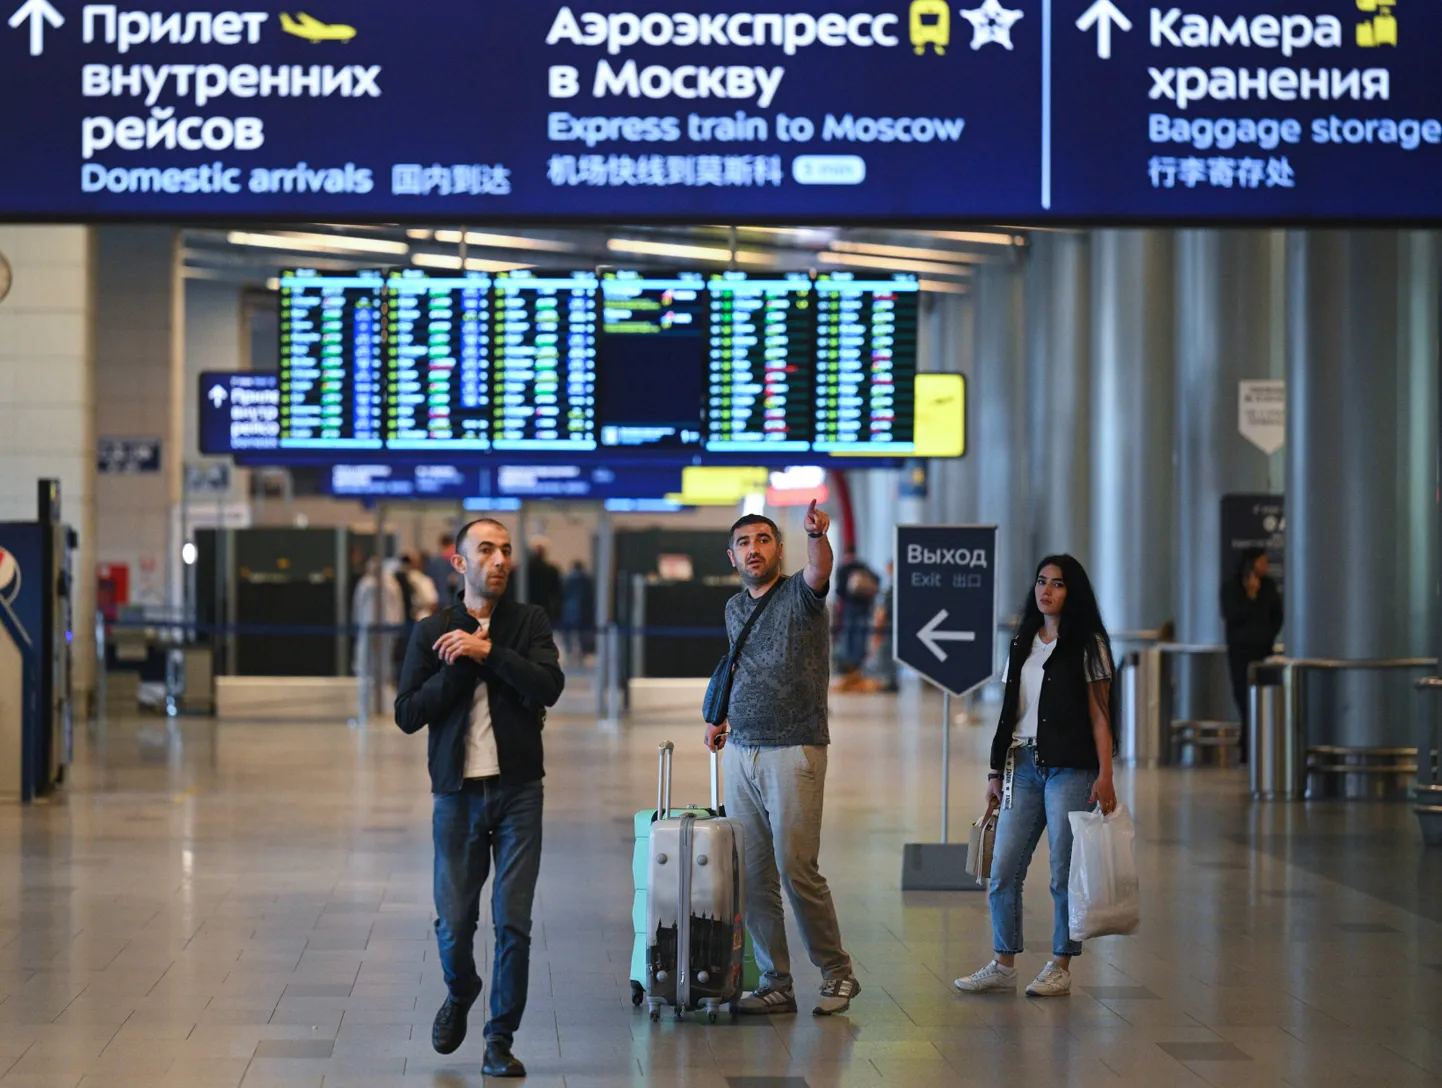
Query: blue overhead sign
xmin=1 ymin=1 xmax=1439 ymax=222
xmin=893 ymin=524 xmax=996 ymax=696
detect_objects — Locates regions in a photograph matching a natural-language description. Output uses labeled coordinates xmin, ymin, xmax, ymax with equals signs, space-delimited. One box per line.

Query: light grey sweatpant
xmin=723 ymin=742 xmax=853 ymax=989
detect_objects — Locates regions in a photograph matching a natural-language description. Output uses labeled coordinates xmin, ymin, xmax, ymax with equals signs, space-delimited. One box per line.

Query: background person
xmin=1221 ymin=547 xmax=1283 ymax=761
xmin=704 ymin=501 xmax=861 ymax=1018
xmin=954 ymin=554 xmax=1118 ymax=999
xmin=394 ymin=518 xmax=564 ymax=1080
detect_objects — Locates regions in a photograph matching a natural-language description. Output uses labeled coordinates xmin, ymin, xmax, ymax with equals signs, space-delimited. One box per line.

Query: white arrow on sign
xmin=208 ymin=384 xmax=228 ymax=408
xmin=1075 ymin=0 xmax=1131 ymax=59
xmin=917 ymin=609 xmax=977 ymax=663
xmin=8 ymin=0 xmax=63 ymax=57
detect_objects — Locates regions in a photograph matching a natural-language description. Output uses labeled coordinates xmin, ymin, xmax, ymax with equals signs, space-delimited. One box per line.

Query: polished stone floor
xmin=2 ymin=676 xmax=1441 ymax=1088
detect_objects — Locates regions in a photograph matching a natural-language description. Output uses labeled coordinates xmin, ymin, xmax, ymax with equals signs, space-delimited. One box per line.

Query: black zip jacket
xmin=1221 ymin=576 xmax=1283 ymax=654
xmin=395 ymin=599 xmax=564 ymax=793
xmin=989 ymin=633 xmax=1108 ymax=773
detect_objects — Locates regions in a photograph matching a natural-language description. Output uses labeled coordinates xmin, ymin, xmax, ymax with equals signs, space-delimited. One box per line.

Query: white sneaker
xmin=1025 ymin=961 xmax=1071 ymax=997
xmin=953 ymin=960 xmax=1017 ymax=993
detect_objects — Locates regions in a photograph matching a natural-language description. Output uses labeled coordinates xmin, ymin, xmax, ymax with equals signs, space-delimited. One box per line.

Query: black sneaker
xmin=482 ymin=1040 xmax=526 ymax=1078
xmin=431 ymin=996 xmax=471 ymax=1055
xmin=813 ymin=977 xmax=861 ymax=1016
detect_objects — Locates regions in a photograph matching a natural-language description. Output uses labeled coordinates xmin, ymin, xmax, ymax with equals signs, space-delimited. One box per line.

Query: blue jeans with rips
xmin=988 ymin=746 xmax=1097 ymax=959
xmin=432 ymin=778 xmax=543 ymax=1046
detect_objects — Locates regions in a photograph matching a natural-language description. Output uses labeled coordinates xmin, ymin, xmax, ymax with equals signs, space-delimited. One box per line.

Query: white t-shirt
xmin=1006 ymin=633 xmax=1113 ymax=742
xmin=464 ymin=617 xmax=500 ymax=779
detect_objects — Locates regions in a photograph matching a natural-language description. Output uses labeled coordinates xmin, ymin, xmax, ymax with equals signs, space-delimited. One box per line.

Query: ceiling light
xmin=607 ymin=238 xmax=776 ymax=266
xmin=831 ymin=240 xmax=988 ymax=264
xmin=817 ymin=251 xmax=973 ymax=278
xmin=412 ymin=253 xmax=532 ymax=273
xmin=918 ymin=279 xmax=970 ymax=295
xmin=407 ymin=228 xmax=433 ymax=241
xmin=433 ymin=229 xmax=577 ymax=253
xmin=924 ymin=230 xmax=1020 ymax=246
xmin=226 ymin=230 xmax=409 ymax=256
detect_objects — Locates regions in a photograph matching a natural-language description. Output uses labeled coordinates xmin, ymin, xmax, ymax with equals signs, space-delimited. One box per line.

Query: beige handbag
xmin=965 ymin=802 xmax=999 ymax=886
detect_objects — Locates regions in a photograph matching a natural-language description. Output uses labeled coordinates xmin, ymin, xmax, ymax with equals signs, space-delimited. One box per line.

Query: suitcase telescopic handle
xmin=710 ymin=748 xmax=720 ymax=812
xmin=657 ymin=741 xmax=674 ymax=817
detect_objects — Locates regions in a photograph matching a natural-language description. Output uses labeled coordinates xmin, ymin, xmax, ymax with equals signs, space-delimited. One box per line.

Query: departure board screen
xmin=491 ymin=270 xmax=599 ymax=451
xmin=705 ymin=272 xmax=815 ymax=454
xmin=813 ymin=273 xmax=921 ymax=454
xmin=385 ymin=269 xmax=493 ymax=450
xmin=597 ymin=270 xmax=706 ymax=452
xmin=278 ymin=269 xmax=384 ymax=449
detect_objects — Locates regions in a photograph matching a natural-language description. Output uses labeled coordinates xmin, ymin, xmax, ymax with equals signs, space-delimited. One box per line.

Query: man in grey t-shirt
xmin=704 ymin=502 xmax=859 ymax=1017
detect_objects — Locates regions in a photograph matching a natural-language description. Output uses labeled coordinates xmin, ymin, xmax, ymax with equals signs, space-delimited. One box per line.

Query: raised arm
xmin=803 ymin=499 xmax=834 ymax=594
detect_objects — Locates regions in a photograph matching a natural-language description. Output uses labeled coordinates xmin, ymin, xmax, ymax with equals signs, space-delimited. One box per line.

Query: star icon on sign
xmin=960 ymin=0 xmax=1024 ymax=49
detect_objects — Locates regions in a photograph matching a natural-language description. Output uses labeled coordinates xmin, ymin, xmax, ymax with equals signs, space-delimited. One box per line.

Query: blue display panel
xmin=278 ymin=269 xmax=383 ymax=449
xmin=486 ymin=463 xmax=684 ymax=500
xmin=705 ymin=272 xmax=816 ymax=454
xmin=324 ymin=463 xmax=474 ymax=499
xmin=812 ymin=272 xmax=918 ymax=453
xmin=491 ymin=270 xmax=600 ymax=451
xmin=384 ymin=269 xmax=493 ymax=450
xmin=5 ymin=1 xmax=1438 ymax=222
xmin=198 ymin=370 xmax=281 ymax=454
xmin=597 ymin=269 xmax=707 ymax=452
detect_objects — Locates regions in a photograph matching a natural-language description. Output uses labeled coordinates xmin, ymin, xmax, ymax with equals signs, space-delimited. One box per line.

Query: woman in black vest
xmin=954 ymin=555 xmax=1117 ymax=999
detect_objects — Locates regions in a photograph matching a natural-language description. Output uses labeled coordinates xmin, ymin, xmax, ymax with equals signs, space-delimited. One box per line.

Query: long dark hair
xmin=1016 ymin=554 xmax=1112 ymax=680
xmin=1233 ymin=547 xmax=1267 ymax=586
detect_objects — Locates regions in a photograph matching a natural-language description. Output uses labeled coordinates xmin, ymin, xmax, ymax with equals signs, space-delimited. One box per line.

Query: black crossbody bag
xmin=702 ymin=577 xmax=785 ymax=725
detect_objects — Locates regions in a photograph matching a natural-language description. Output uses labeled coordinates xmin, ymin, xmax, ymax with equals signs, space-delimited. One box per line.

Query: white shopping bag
xmin=1067 ymin=803 xmax=1141 ymax=941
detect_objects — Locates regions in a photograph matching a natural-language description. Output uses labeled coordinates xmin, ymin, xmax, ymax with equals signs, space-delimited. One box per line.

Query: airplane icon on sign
xmin=280 ymin=12 xmax=356 ymax=42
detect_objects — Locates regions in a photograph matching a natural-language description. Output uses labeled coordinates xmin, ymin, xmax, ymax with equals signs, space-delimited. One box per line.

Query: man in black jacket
xmin=395 ymin=517 xmax=564 ymax=1079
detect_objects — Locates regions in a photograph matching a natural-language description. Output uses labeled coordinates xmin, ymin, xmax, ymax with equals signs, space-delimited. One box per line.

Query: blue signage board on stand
xmin=894 ymin=523 xmax=997 ymax=696
xmin=2 ymin=1 xmax=1440 ymax=222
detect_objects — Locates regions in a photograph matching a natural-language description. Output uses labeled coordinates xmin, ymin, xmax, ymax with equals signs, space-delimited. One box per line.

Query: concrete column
xmin=0 ymin=226 xmax=97 ymax=701
xmin=1285 ymin=230 xmax=1437 ymax=748
xmin=1024 ymin=232 xmax=1091 ymax=568
xmin=917 ymin=292 xmax=975 ymax=527
xmin=968 ymin=261 xmax=1029 ymax=613
xmin=1090 ymin=230 xmax=1176 ymax=635
xmin=1173 ymin=230 xmax=1283 ymax=644
xmin=93 ymin=227 xmax=181 ymax=611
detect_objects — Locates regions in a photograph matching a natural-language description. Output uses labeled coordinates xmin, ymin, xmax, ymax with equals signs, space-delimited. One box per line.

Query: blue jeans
xmin=988 ymin=746 xmax=1096 ymax=959
xmin=432 ymin=778 xmax=543 ymax=1046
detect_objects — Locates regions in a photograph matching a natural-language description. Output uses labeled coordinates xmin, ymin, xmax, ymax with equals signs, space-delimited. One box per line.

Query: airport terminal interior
xmin=0 ymin=218 xmax=1438 ymax=1088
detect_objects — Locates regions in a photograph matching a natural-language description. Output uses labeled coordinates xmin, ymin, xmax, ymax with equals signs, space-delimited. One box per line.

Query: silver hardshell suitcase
xmin=644 ymin=743 xmax=746 ymax=1023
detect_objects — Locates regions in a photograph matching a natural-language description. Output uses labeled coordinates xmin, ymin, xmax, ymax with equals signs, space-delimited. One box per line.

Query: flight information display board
xmin=597 ymin=270 xmax=706 ymax=452
xmin=813 ymin=272 xmax=920 ymax=454
xmin=240 ymin=266 xmax=926 ymax=464
xmin=706 ymin=272 xmax=816 ymax=454
xmin=278 ymin=269 xmax=384 ymax=449
xmin=385 ymin=269 xmax=493 ymax=449
xmin=490 ymin=270 xmax=599 ymax=451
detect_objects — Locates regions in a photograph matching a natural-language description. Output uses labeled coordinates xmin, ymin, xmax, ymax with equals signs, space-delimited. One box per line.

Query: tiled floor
xmin=3 ymin=676 xmax=1441 ymax=1087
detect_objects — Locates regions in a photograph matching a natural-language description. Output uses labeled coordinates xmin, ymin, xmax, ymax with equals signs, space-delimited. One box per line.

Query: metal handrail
xmin=1279 ymin=656 xmax=1436 ymax=670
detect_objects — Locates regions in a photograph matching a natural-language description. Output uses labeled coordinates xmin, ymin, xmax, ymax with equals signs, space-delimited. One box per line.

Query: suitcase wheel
xmin=707 ymin=1011 xmax=717 ymax=1024
xmin=649 ymin=1008 xmax=660 ymax=1023
xmin=631 ymin=981 xmax=645 ymax=1007
xmin=729 ymin=999 xmax=740 ymax=1019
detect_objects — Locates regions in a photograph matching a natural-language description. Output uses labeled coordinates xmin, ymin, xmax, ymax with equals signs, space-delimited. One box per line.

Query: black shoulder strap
xmin=731 ymin=576 xmax=785 ymax=661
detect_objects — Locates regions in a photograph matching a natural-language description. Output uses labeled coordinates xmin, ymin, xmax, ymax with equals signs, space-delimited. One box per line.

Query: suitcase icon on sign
xmin=911 ymin=0 xmax=951 ymax=53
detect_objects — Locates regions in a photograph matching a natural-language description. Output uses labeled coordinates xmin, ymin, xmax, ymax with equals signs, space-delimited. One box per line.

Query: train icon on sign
xmin=0 ymin=546 xmax=19 ymax=607
xmin=910 ymin=0 xmax=951 ymax=53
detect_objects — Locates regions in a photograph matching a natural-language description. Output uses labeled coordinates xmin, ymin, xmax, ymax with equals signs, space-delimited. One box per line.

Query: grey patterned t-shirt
xmin=724 ymin=573 xmax=831 ymax=747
